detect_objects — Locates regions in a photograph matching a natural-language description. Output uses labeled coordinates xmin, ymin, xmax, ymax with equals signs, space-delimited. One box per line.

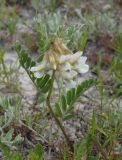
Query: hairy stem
xmin=46 ymin=70 xmax=73 ymax=151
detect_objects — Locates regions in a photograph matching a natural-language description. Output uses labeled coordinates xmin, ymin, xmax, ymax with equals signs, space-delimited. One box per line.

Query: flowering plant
xmin=30 ymin=38 xmax=89 ymax=90
xmin=16 ymin=22 xmax=98 ymax=151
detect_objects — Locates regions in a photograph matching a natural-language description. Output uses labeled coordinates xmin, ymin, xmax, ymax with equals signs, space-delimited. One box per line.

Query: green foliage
xmin=75 ymin=9 xmax=96 ymax=35
xmin=0 ymin=3 xmax=18 ymax=34
xmin=74 ymin=141 xmax=87 ymax=160
xmin=0 ymin=143 xmax=44 ymax=160
xmin=7 ymin=17 xmax=17 ymax=36
xmin=33 ymin=12 xmax=84 ymax=56
xmin=0 ymin=48 xmax=20 ymax=93
xmin=31 ymin=0 xmax=62 ymax=13
xmin=0 ymin=49 xmax=4 ymax=64
xmin=33 ymin=11 xmax=62 ymax=58
xmin=15 ymin=45 xmax=35 ymax=70
xmin=80 ymin=28 xmax=88 ymax=51
xmin=55 ymin=79 xmax=98 ymax=120
xmin=75 ymin=9 xmax=122 ymax=37
xmin=114 ymin=34 xmax=122 ymax=56
xmin=0 ymin=96 xmax=22 ymax=128
xmin=15 ymin=45 xmax=52 ymax=93
xmin=111 ymin=34 xmax=122 ymax=83
xmin=28 ymin=144 xmax=44 ymax=160
xmin=1 ymin=0 xmax=122 ymax=159
xmin=65 ymin=24 xmax=84 ymax=50
xmin=34 ymin=11 xmax=62 ymax=37
xmin=112 ymin=58 xmax=122 ymax=82
xmin=62 ymin=105 xmax=122 ymax=160
xmin=85 ymin=107 xmax=122 ymax=159
xmin=0 ymin=129 xmax=23 ymax=149
xmin=1 ymin=147 xmax=23 ymax=160
xmin=0 ymin=97 xmax=23 ymax=151
xmin=5 ymin=153 xmax=23 ymax=160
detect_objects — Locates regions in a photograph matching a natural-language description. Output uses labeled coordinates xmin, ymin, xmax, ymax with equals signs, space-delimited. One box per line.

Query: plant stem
xmin=46 ymin=70 xmax=73 ymax=151
xmin=19 ymin=120 xmax=48 ymax=143
xmin=93 ymin=137 xmax=108 ymax=160
xmin=2 ymin=61 xmax=9 ymax=83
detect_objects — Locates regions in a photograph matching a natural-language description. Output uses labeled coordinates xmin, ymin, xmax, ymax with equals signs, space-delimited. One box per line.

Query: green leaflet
xmin=66 ymin=90 xmax=72 ymax=106
xmin=80 ymin=28 xmax=88 ymax=51
xmin=55 ymin=79 xmax=98 ymax=121
xmin=61 ymin=95 xmax=67 ymax=112
xmin=55 ymin=103 xmax=62 ymax=117
xmin=41 ymin=79 xmax=52 ymax=93
xmin=63 ymin=114 xmax=74 ymax=121
xmin=15 ymin=45 xmax=35 ymax=70
xmin=35 ymin=75 xmax=51 ymax=93
xmin=28 ymin=144 xmax=44 ymax=160
xmin=36 ymin=75 xmax=50 ymax=88
xmin=15 ymin=44 xmax=51 ymax=93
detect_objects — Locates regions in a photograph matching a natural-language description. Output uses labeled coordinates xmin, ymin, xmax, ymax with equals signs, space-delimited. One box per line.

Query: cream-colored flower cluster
xmin=30 ymin=38 xmax=89 ymax=89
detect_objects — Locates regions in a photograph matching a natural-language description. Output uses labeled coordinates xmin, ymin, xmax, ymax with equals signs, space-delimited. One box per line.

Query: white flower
xmin=58 ymin=51 xmax=89 ymax=76
xmin=64 ymin=80 xmax=76 ymax=89
xmin=30 ymin=62 xmax=46 ymax=78
xmin=69 ymin=51 xmax=83 ymax=64
xmin=58 ymin=52 xmax=89 ymax=89
xmin=74 ymin=56 xmax=89 ymax=74
xmin=62 ymin=70 xmax=77 ymax=80
xmin=30 ymin=63 xmax=46 ymax=72
xmin=30 ymin=39 xmax=89 ymax=90
xmin=58 ymin=55 xmax=70 ymax=64
xmin=33 ymin=72 xmax=43 ymax=78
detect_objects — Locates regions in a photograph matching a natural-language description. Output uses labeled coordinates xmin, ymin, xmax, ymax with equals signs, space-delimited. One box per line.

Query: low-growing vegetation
xmin=0 ymin=0 xmax=122 ymax=159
